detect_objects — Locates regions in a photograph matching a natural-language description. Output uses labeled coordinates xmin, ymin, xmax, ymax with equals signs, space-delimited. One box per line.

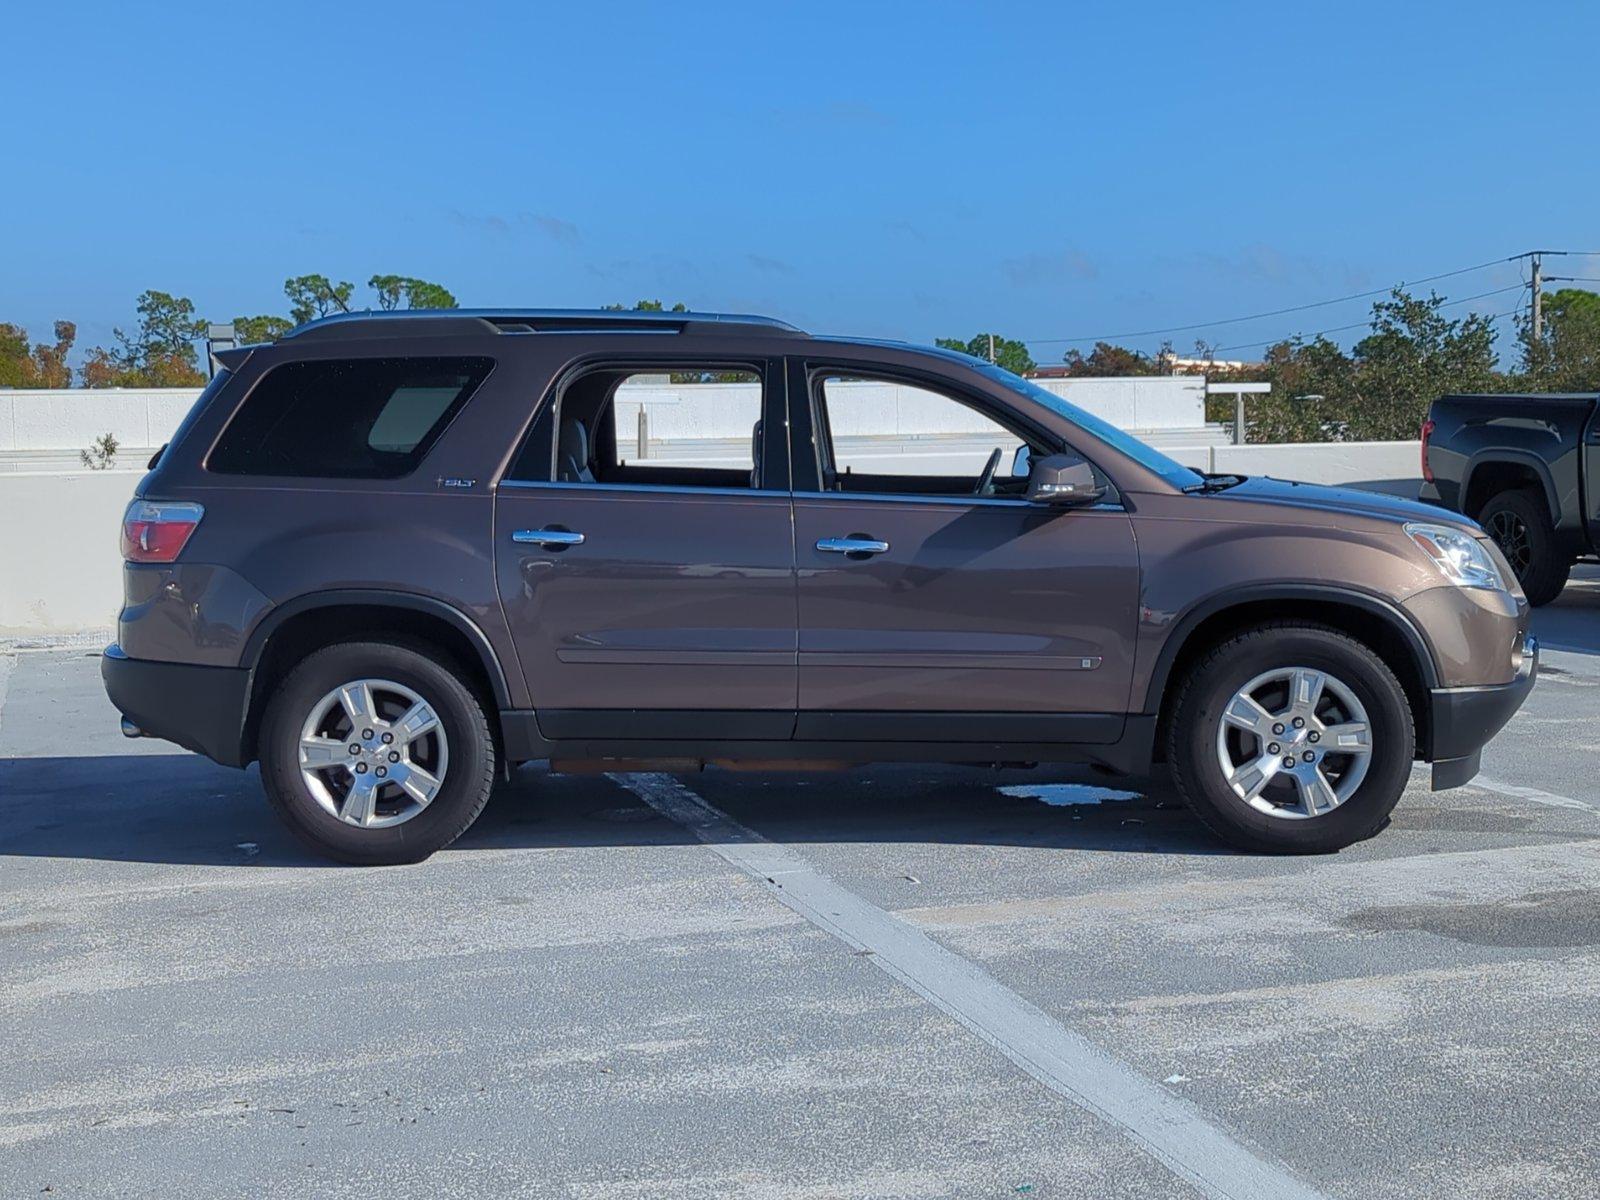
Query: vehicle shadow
xmin=0 ymin=754 xmax=1226 ymax=868
xmin=1534 ymin=564 xmax=1600 ymax=657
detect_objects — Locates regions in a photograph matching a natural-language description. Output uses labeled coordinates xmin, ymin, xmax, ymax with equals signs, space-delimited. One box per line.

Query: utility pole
xmin=1531 ymin=252 xmax=1543 ymax=342
xmin=987 ymin=332 xmax=996 ymax=364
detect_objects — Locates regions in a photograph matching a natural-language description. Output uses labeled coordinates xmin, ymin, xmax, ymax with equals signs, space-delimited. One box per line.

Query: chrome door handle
xmin=816 ymin=536 xmax=889 ymax=555
xmin=513 ymin=528 xmax=585 ymax=548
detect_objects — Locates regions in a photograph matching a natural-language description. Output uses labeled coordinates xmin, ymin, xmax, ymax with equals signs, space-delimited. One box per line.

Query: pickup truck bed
xmin=1420 ymin=392 xmax=1600 ymax=604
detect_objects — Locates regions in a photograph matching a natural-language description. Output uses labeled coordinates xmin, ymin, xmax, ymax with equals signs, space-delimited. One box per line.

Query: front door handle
xmin=816 ymin=536 xmax=889 ymax=556
xmin=514 ymin=527 xmax=585 ymax=549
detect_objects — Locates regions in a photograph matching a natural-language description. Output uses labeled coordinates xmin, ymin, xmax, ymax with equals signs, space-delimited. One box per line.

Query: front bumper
xmin=101 ymin=644 xmax=252 ymax=767
xmin=1428 ymin=633 xmax=1538 ymax=789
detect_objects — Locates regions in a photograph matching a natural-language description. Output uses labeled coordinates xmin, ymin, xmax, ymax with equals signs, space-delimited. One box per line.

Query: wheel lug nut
xmin=349 ymin=744 xmax=361 ymax=755
xmin=1282 ymin=756 xmax=1295 ymax=769
xmin=1268 ymin=742 xmax=1281 ymax=754
xmin=376 ymin=766 xmax=387 ymax=778
xmin=362 ymin=729 xmax=374 ymax=740
xmin=1272 ymin=723 xmax=1285 ymax=735
xmin=1292 ymin=717 xmax=1305 ymax=729
xmin=1303 ymin=750 xmax=1316 ymax=763
xmin=1308 ymin=731 xmax=1320 ymax=743
xmin=381 ymin=732 xmax=394 ymax=744
xmin=388 ymin=751 xmax=400 ymax=762
xmin=354 ymin=763 xmax=368 ymax=774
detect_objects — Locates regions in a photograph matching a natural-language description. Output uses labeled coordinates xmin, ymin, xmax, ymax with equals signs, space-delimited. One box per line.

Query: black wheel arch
xmin=1144 ymin=584 xmax=1440 ymax=758
xmin=238 ymin=590 xmax=514 ymax=765
xmin=1461 ymin=450 xmax=1560 ymax=524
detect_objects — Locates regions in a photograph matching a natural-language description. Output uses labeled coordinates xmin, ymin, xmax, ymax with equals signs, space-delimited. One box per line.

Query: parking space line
xmin=0 ymin=653 xmax=14 ymax=742
xmin=613 ymin=771 xmax=1328 ymax=1200
xmin=1472 ymin=774 xmax=1598 ymax=815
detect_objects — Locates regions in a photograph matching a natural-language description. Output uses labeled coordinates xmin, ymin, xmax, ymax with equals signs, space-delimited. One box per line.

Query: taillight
xmin=1419 ymin=417 xmax=1435 ymax=483
xmin=121 ymin=500 xmax=204 ymax=563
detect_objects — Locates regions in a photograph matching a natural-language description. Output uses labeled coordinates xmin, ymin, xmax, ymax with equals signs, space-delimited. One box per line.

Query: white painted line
xmin=0 ymin=653 xmax=14 ymax=744
xmin=1472 ymin=774 xmax=1598 ymax=815
xmin=613 ymin=772 xmax=1327 ymax=1200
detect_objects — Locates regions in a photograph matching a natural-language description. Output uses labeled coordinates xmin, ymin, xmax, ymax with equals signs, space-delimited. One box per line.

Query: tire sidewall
xmin=261 ymin=642 xmax=493 ymax=864
xmin=1176 ymin=629 xmax=1413 ymax=852
xmin=1481 ymin=489 xmax=1567 ymax=606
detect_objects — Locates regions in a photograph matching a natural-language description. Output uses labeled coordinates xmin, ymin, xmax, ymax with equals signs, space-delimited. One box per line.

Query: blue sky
xmin=5 ymin=0 xmax=1599 ymax=365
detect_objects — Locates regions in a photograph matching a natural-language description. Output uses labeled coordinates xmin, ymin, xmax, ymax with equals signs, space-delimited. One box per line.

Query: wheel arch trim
xmin=240 ymin=589 xmax=514 ymax=709
xmin=1461 ymin=449 xmax=1560 ymax=522
xmin=1140 ymin=583 xmax=1442 ymax=716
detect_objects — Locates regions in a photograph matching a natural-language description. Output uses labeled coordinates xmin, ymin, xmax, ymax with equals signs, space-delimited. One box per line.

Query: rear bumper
xmin=1428 ymin=633 xmax=1538 ymax=789
xmin=101 ymin=644 xmax=252 ymax=767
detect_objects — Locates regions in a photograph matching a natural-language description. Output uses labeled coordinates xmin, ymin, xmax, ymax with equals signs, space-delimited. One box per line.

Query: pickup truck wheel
xmin=259 ymin=641 xmax=496 ymax=865
xmin=1166 ymin=624 xmax=1414 ymax=853
xmin=1480 ymin=488 xmax=1569 ymax=606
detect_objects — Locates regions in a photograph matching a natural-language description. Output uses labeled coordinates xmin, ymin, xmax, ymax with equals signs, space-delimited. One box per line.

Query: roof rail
xmin=280 ymin=308 xmax=806 ymax=343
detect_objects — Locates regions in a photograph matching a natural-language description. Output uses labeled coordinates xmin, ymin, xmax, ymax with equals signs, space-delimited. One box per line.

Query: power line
xmin=1022 ymin=255 xmax=1519 ymax=346
xmin=1211 ymin=284 xmax=1526 ymax=354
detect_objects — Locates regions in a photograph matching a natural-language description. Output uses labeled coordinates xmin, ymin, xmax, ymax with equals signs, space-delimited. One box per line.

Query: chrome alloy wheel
xmin=297 ymin=679 xmax=449 ymax=828
xmin=1214 ymin=666 xmax=1372 ymax=820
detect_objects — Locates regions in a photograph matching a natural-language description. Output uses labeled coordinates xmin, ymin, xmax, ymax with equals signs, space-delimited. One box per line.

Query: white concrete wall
xmin=1030 ymin=376 xmax=1207 ymax=431
xmin=0 ymin=388 xmax=201 ymax=467
xmin=0 ymin=471 xmax=138 ymax=637
xmin=1166 ymin=441 xmax=1422 ymax=493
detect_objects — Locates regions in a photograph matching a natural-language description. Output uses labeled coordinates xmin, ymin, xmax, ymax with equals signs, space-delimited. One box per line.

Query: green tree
xmin=1059 ymin=341 xmax=1163 ymax=376
xmin=0 ymin=320 xmax=75 ymax=387
xmin=935 ymin=332 xmax=1036 ymax=375
xmin=284 ymin=274 xmax=355 ymax=324
xmin=232 ymin=315 xmax=294 ymax=344
xmin=81 ymin=291 xmax=206 ymax=388
xmin=1347 ymin=289 xmax=1497 ymax=440
xmin=603 ymin=299 xmax=688 ymax=312
xmin=368 ymin=275 xmax=458 ymax=311
xmin=1522 ymin=287 xmax=1600 ymax=391
xmin=1243 ymin=289 xmax=1502 ymax=443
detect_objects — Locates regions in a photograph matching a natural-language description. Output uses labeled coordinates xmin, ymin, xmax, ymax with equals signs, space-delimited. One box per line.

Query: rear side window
xmin=208 ymin=356 xmax=493 ymax=478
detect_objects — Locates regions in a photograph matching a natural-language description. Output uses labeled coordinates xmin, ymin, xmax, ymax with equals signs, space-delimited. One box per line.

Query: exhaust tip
xmin=120 ymin=717 xmax=145 ymax=739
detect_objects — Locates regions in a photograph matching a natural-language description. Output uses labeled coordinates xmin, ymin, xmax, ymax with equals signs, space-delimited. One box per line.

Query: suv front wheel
xmin=259 ymin=641 xmax=497 ymax=864
xmin=1166 ymin=624 xmax=1414 ymax=853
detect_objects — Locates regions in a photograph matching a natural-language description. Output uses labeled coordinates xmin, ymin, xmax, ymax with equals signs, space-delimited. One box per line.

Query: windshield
xmin=967 ymin=360 xmax=1206 ymax=490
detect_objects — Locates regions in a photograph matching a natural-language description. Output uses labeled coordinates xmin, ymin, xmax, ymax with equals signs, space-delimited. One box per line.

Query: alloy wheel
xmin=297 ymin=678 xmax=450 ymax=828
xmin=1214 ymin=666 xmax=1372 ymax=820
xmin=1485 ymin=509 xmax=1532 ymax=579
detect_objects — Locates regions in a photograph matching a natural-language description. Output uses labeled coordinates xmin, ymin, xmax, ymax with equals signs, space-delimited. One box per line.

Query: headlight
xmin=1404 ymin=522 xmax=1505 ymax=591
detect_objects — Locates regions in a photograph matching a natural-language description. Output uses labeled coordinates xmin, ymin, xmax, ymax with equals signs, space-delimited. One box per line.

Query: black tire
xmin=1479 ymin=488 xmax=1570 ymax=607
xmin=1165 ymin=623 xmax=1414 ymax=854
xmin=259 ymin=640 xmax=496 ymax=865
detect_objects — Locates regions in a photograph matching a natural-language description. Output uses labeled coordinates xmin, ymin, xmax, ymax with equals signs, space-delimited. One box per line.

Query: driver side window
xmin=813 ymin=373 xmax=1034 ymax=497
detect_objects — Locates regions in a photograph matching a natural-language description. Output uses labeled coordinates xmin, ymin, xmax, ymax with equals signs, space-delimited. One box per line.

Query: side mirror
xmin=1025 ymin=453 xmax=1106 ymax=506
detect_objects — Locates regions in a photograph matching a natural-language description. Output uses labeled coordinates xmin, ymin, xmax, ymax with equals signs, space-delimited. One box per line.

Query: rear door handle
xmin=514 ymin=528 xmax=585 ymax=548
xmin=816 ymin=536 xmax=889 ymax=556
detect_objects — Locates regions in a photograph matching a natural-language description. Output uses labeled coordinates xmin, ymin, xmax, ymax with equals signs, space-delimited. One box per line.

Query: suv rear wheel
xmin=1480 ymin=487 xmax=1569 ymax=606
xmin=1166 ymin=624 xmax=1414 ymax=853
xmin=259 ymin=641 xmax=496 ymax=864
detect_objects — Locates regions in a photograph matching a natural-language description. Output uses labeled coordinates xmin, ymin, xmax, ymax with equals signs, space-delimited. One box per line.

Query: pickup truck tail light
xmin=121 ymin=500 xmax=205 ymax=563
xmin=1419 ymin=417 xmax=1435 ymax=483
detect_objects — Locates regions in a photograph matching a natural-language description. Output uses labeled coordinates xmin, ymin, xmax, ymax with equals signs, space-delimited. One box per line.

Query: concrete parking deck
xmin=3 ymin=569 xmax=1598 ymax=1198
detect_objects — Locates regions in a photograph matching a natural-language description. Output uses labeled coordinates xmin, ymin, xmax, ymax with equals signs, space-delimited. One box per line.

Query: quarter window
xmin=209 ymin=356 xmax=492 ymax=478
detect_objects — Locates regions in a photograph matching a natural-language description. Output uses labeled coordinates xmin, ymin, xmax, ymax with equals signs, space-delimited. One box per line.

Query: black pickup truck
xmin=1420 ymin=393 xmax=1600 ymax=604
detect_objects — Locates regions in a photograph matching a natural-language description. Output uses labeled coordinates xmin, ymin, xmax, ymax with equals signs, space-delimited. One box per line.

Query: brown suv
xmin=103 ymin=309 xmax=1537 ymax=863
